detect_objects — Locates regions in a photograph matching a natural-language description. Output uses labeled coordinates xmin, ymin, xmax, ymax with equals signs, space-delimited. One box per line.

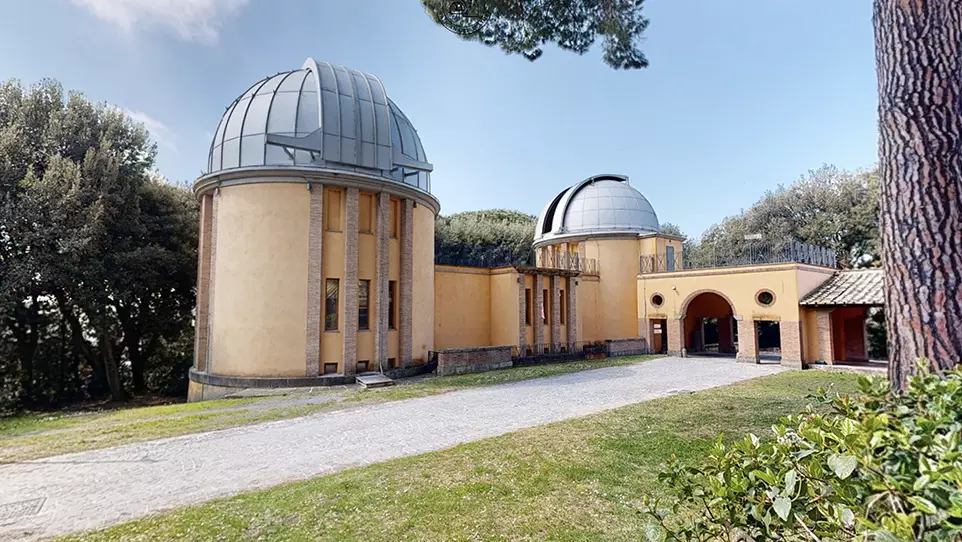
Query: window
xmin=651 ymin=294 xmax=665 ymax=307
xmin=359 ymin=193 xmax=373 ymax=233
xmin=388 ymin=357 xmax=397 ymax=369
xmin=756 ymin=290 xmax=776 ymax=307
xmin=543 ymin=289 xmax=549 ymax=324
xmin=560 ymin=291 xmax=566 ymax=325
xmin=323 ymin=362 xmax=338 ymax=375
xmin=525 ymin=288 xmax=532 ymax=325
xmin=325 ymin=279 xmax=339 ymax=331
xmin=357 ymin=360 xmax=369 ymax=372
xmin=326 ymin=189 xmax=342 ymax=231
xmin=358 ymin=279 xmax=370 ymax=330
xmin=666 ymin=245 xmax=676 ymax=272
xmin=388 ymin=280 xmax=397 ymax=329
xmin=390 ymin=198 xmax=400 ymax=238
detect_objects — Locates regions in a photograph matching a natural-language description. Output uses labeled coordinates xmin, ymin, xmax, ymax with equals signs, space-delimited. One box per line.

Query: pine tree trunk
xmin=874 ymin=0 xmax=962 ymax=390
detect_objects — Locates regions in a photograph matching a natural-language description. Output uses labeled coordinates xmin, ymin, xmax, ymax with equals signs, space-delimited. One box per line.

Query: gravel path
xmin=0 ymin=357 xmax=784 ymax=541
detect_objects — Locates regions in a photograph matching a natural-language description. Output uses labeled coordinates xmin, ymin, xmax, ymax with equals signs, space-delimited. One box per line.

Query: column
xmin=342 ymin=187 xmax=359 ymax=377
xmin=736 ymin=319 xmax=759 ymax=363
xmin=667 ymin=317 xmax=684 ymax=356
xmin=206 ymin=189 xmax=220 ymax=372
xmin=373 ymin=193 xmax=390 ymax=370
xmin=399 ymin=198 xmax=414 ymax=367
xmin=518 ymin=273 xmax=527 ymax=350
xmin=816 ymin=309 xmax=835 ymax=364
xmin=566 ymin=276 xmax=578 ymax=344
xmin=193 ymin=193 xmax=214 ymax=373
xmin=533 ymin=274 xmax=545 ymax=347
xmin=305 ymin=184 xmax=324 ymax=376
xmin=550 ymin=275 xmax=562 ymax=348
xmin=780 ymin=320 xmax=804 ymax=369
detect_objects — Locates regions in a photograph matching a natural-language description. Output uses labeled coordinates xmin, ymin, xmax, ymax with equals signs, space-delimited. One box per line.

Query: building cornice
xmin=193 ymin=166 xmax=441 ymax=216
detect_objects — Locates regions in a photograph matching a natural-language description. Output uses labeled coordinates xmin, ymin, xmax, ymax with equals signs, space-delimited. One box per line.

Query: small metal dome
xmin=533 ymin=174 xmax=660 ymax=246
xmin=207 ymin=58 xmax=432 ymax=193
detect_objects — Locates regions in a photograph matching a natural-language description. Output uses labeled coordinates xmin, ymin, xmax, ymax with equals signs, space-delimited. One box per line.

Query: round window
xmin=651 ymin=294 xmax=664 ymax=307
xmin=756 ymin=290 xmax=775 ymax=306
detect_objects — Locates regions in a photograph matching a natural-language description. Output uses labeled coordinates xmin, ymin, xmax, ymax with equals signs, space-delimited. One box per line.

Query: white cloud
xmin=121 ymin=108 xmax=179 ymax=153
xmin=72 ymin=0 xmax=251 ymax=43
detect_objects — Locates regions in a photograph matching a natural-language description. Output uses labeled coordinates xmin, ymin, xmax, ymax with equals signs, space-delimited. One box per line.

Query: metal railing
xmin=535 ymin=252 xmax=599 ymax=275
xmin=640 ymin=239 xmax=837 ymax=275
xmin=511 ymin=341 xmax=647 ymax=365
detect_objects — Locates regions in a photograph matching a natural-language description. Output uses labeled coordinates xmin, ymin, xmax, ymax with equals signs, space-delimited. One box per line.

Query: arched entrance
xmin=683 ymin=292 xmax=737 ymax=356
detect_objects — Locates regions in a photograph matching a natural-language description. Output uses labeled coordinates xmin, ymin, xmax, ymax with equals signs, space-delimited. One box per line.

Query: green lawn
xmin=62 ymin=370 xmax=859 ymax=542
xmin=1 ymin=355 xmax=659 ymax=462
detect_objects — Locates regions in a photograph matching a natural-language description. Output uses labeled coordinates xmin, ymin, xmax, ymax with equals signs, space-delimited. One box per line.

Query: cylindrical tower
xmin=189 ymin=58 xmax=439 ymax=401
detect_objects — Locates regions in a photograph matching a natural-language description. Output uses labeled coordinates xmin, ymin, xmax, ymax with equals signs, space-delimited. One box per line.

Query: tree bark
xmin=874 ymin=0 xmax=962 ymax=390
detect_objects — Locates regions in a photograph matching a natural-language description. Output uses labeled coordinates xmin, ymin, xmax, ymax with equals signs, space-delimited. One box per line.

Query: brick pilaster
xmin=566 ymin=276 xmax=578 ymax=344
xmin=305 ymin=185 xmax=324 ymax=376
xmin=780 ymin=320 xmax=803 ymax=369
xmin=518 ymin=273 xmax=527 ymax=349
xmin=551 ymin=275 xmax=562 ymax=348
xmin=342 ymin=187 xmax=359 ymax=376
xmin=373 ymin=192 xmax=390 ymax=370
xmin=736 ymin=319 xmax=759 ymax=363
xmin=399 ymin=198 xmax=414 ymax=367
xmin=816 ymin=309 xmax=835 ymax=364
xmin=667 ymin=317 xmax=684 ymax=356
xmin=533 ymin=274 xmax=544 ymax=346
xmin=194 ymin=193 xmax=214 ymax=373
xmin=206 ymin=189 xmax=220 ymax=373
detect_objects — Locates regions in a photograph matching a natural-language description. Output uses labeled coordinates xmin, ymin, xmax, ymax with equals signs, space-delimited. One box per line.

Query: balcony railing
xmin=536 ymin=252 xmax=599 ymax=275
xmin=435 ymin=250 xmax=598 ymax=275
xmin=640 ymin=239 xmax=837 ymax=275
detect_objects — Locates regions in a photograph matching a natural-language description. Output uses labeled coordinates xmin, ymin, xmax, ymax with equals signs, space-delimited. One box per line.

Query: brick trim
xmin=373 ymin=192 xmax=390 ymax=369
xmin=518 ymin=274 xmax=527 ymax=349
xmin=551 ymin=275 xmax=562 ymax=345
xmin=566 ymin=276 xmax=578 ymax=343
xmin=534 ymin=274 xmax=544 ymax=345
xmin=194 ymin=193 xmax=214 ymax=372
xmin=816 ymin=309 xmax=835 ymax=364
xmin=206 ymin=189 xmax=220 ymax=372
xmin=736 ymin=320 xmax=760 ymax=363
xmin=399 ymin=199 xmax=414 ymax=367
xmin=342 ymin=187 xmax=359 ymax=376
xmin=305 ymin=185 xmax=324 ymax=376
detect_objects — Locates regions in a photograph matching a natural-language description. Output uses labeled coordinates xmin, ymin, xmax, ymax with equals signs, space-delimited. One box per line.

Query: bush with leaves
xmin=645 ymin=362 xmax=962 ymax=541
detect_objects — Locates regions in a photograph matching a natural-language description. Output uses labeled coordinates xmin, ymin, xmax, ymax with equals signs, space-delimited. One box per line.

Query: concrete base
xmin=735 ymin=357 xmax=760 ymax=364
xmin=187 ymin=369 xmax=354 ymax=403
xmin=779 ymin=359 xmax=804 ymax=369
xmin=356 ymin=373 xmax=395 ymax=388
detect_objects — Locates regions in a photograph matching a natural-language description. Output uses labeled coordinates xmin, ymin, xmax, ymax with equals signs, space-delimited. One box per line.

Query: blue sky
xmin=0 ymin=0 xmax=878 ymax=238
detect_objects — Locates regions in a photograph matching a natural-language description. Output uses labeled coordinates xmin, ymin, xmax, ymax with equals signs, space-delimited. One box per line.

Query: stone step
xmin=355 ymin=372 xmax=395 ymax=388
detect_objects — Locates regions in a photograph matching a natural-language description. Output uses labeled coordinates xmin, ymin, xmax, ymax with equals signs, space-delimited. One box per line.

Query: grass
xmin=1 ymin=355 xmax=659 ymax=462
xmin=61 ymin=370 xmax=860 ymax=542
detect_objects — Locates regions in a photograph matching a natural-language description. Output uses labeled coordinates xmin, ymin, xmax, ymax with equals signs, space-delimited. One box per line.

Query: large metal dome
xmin=206 ymin=58 xmax=432 ymax=193
xmin=533 ymin=174 xmax=660 ymax=247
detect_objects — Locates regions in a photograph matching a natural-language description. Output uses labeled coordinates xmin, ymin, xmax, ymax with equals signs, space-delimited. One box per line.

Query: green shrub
xmin=645 ymin=362 xmax=962 ymax=541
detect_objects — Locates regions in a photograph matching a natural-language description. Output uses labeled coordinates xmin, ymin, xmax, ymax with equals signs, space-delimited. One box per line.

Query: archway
xmin=683 ymin=291 xmax=737 ymax=356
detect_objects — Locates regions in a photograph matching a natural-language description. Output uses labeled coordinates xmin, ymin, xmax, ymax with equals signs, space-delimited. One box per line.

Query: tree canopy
xmin=422 ymin=0 xmax=649 ymax=69
xmin=0 ymin=79 xmax=198 ymax=412
xmin=435 ymin=209 xmax=537 ymax=267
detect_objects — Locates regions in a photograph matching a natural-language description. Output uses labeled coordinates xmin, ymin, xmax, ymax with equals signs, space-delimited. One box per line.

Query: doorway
xmin=650 ymin=318 xmax=668 ymax=354
xmin=683 ymin=292 xmax=736 ymax=356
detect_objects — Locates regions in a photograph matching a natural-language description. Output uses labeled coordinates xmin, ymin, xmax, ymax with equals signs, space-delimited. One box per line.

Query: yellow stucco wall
xmin=411 ymin=204 xmax=435 ymax=362
xmin=490 ymin=269 xmax=520 ymax=347
xmin=585 ymin=238 xmax=641 ymax=339
xmin=210 ymin=183 xmax=310 ymax=377
xmin=577 ymin=276 xmax=602 ymax=341
xmin=434 ymin=266 xmax=491 ymax=349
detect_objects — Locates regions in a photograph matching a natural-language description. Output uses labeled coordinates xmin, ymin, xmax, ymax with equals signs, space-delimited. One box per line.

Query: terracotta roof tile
xmin=800 ymin=269 xmax=884 ymax=307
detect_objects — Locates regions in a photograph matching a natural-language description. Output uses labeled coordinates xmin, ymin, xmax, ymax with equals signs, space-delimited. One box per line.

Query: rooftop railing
xmin=435 ymin=250 xmax=598 ymax=275
xmin=640 ymin=238 xmax=837 ymax=275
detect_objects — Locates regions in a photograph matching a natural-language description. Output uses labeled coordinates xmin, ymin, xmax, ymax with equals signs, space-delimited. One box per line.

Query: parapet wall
xmin=437 ymin=346 xmax=513 ymax=376
xmin=605 ymin=338 xmax=648 ymax=357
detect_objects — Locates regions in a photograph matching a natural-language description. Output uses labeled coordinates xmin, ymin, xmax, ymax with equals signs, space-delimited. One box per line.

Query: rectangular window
xmin=359 ymin=193 xmax=373 ymax=233
xmin=325 ymin=278 xmax=339 ymax=331
xmin=666 ymin=245 xmax=676 ymax=272
xmin=323 ymin=362 xmax=338 ymax=375
xmin=358 ymin=279 xmax=370 ymax=330
xmin=543 ymin=289 xmax=549 ymax=324
xmin=390 ymin=198 xmax=400 ymax=238
xmin=357 ymin=360 xmax=369 ymax=373
xmin=326 ymin=189 xmax=341 ymax=231
xmin=525 ymin=288 xmax=532 ymax=326
xmin=388 ymin=357 xmax=397 ymax=369
xmin=560 ymin=290 xmax=566 ymax=325
xmin=388 ymin=280 xmax=397 ymax=329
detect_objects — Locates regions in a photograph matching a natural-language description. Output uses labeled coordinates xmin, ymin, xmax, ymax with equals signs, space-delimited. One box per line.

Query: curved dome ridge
xmin=533 ymin=174 xmax=660 ymax=246
xmin=206 ymin=57 xmax=433 ymax=194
